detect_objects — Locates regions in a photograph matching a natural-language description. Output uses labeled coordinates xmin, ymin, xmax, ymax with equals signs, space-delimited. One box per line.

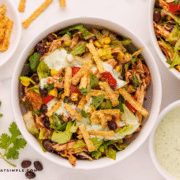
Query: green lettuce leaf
xmin=169 ymin=51 xmax=180 ymax=69
xmin=106 ymin=146 xmax=116 ymax=160
xmin=92 ymin=94 xmax=105 ymax=109
xmin=91 ymin=137 xmax=104 ymax=151
xmin=117 ymin=125 xmax=134 ymax=135
xmin=91 ymin=151 xmax=102 ymax=159
xmin=37 ymin=61 xmax=49 ymax=80
xmin=72 ymin=140 xmax=86 ymax=152
xmin=29 ymin=53 xmax=41 ymax=70
xmin=70 ymin=43 xmax=86 ymax=55
xmin=19 ymin=76 xmax=36 ymax=85
xmin=90 ymin=74 xmax=99 ymax=88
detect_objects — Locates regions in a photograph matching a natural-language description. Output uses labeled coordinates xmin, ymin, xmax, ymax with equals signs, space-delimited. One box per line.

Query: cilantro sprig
xmin=0 ymin=122 xmax=27 ymax=167
xmin=0 ymin=101 xmax=3 ymax=118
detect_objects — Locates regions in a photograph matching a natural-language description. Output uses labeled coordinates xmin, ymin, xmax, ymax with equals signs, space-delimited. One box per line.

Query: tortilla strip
xmin=72 ymin=60 xmax=92 ymax=85
xmin=0 ymin=18 xmax=13 ymax=51
xmin=90 ymin=115 xmax=100 ymax=124
xmin=18 ymin=0 xmax=26 ymax=12
xmin=64 ymin=103 xmax=82 ymax=121
xmin=68 ymin=154 xmax=76 ymax=167
xmin=22 ymin=0 xmax=53 ymax=28
xmin=0 ymin=16 xmax=6 ymax=41
xmin=88 ymin=130 xmax=115 ymax=137
xmin=46 ymin=100 xmax=61 ymax=117
xmin=99 ymin=82 xmax=119 ymax=107
xmin=87 ymin=73 xmax=90 ymax=87
xmin=79 ymin=124 xmax=95 ymax=152
xmin=64 ymin=67 xmax=72 ymax=96
xmin=86 ymin=42 xmax=105 ymax=73
xmin=59 ymin=0 xmax=66 ymax=7
xmin=79 ymin=73 xmax=88 ymax=89
xmin=119 ymin=88 xmax=149 ymax=117
xmin=97 ymin=111 xmax=107 ymax=129
xmin=0 ymin=5 xmax=7 ymax=15
xmin=90 ymin=90 xmax=119 ymax=99
xmin=78 ymin=96 xmax=87 ymax=109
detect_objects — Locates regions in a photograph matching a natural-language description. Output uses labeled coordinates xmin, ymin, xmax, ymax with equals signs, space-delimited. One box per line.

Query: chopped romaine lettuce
xmin=91 ymin=137 xmax=104 ymax=151
xmin=169 ymin=51 xmax=180 ymax=69
xmin=72 ymin=140 xmax=86 ymax=152
xmin=37 ymin=60 xmax=49 ymax=80
xmin=29 ymin=53 xmax=41 ymax=70
xmin=70 ymin=43 xmax=86 ymax=55
xmin=92 ymin=94 xmax=105 ymax=109
xmin=106 ymin=146 xmax=116 ymax=160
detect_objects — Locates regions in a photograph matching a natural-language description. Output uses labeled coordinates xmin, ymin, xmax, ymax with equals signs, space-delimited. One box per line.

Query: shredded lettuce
xmin=92 ymin=28 xmax=103 ymax=39
xmin=72 ymin=140 xmax=86 ymax=152
xmin=91 ymin=151 xmax=102 ymax=160
xmin=91 ymin=137 xmax=104 ymax=151
xmin=120 ymin=39 xmax=132 ymax=46
xmin=92 ymin=94 xmax=105 ymax=109
xmin=106 ymin=146 xmax=116 ymax=160
xmin=37 ymin=61 xmax=49 ymax=80
xmin=70 ymin=43 xmax=86 ymax=55
xmin=29 ymin=53 xmax=41 ymax=70
xmin=166 ymin=25 xmax=180 ymax=44
xmin=19 ymin=76 xmax=36 ymax=85
xmin=169 ymin=51 xmax=180 ymax=69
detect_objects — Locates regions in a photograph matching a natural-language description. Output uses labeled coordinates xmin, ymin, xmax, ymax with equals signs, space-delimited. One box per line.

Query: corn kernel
xmin=49 ymin=88 xmax=58 ymax=97
xmin=176 ymin=65 xmax=180 ymax=72
xmin=103 ymin=45 xmax=110 ymax=49
xmin=71 ymin=93 xmax=79 ymax=101
xmin=61 ymin=93 xmax=65 ymax=101
xmin=115 ymin=65 xmax=121 ymax=72
xmin=51 ymin=69 xmax=59 ymax=76
xmin=103 ymin=37 xmax=111 ymax=45
xmin=21 ymin=81 xmax=30 ymax=87
xmin=94 ymin=41 xmax=102 ymax=48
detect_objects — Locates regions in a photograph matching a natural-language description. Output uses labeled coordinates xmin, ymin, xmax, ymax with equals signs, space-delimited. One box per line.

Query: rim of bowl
xmin=0 ymin=0 xmax=22 ymax=67
xmin=149 ymin=100 xmax=180 ymax=180
xmin=149 ymin=0 xmax=180 ymax=80
xmin=11 ymin=17 xmax=162 ymax=169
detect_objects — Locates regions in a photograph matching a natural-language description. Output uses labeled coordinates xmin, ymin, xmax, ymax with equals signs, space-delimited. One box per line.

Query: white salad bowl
xmin=149 ymin=100 xmax=180 ymax=180
xmin=149 ymin=0 xmax=180 ymax=80
xmin=0 ymin=0 xmax=21 ymax=66
xmin=11 ymin=17 xmax=162 ymax=169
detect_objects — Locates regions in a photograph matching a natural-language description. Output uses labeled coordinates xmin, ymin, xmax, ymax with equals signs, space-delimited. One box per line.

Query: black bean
xmin=153 ymin=10 xmax=161 ymax=23
xmin=39 ymin=88 xmax=48 ymax=97
xmin=21 ymin=160 xmax=31 ymax=168
xmin=40 ymin=104 xmax=48 ymax=115
xmin=46 ymin=33 xmax=56 ymax=42
xmin=72 ymin=132 xmax=78 ymax=139
xmin=34 ymin=161 xmax=43 ymax=171
xmin=42 ymin=139 xmax=54 ymax=152
xmin=42 ymin=115 xmax=50 ymax=129
xmin=108 ymin=120 xmax=117 ymax=130
xmin=165 ymin=23 xmax=174 ymax=32
xmin=35 ymin=42 xmax=47 ymax=55
xmin=121 ymin=64 xmax=125 ymax=80
xmin=112 ymin=115 xmax=116 ymax=121
xmin=25 ymin=171 xmax=36 ymax=179
xmin=110 ymin=84 xmax=115 ymax=90
xmin=32 ymin=75 xmax=39 ymax=84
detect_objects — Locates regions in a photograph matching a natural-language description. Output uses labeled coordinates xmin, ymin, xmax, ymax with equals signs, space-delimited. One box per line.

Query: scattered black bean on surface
xmin=40 ymin=104 xmax=48 ymax=115
xmin=153 ymin=10 xmax=161 ymax=24
xmin=25 ymin=170 xmax=36 ymax=179
xmin=42 ymin=115 xmax=50 ymax=129
xmin=34 ymin=161 xmax=43 ymax=171
xmin=108 ymin=120 xmax=117 ymax=130
xmin=21 ymin=160 xmax=31 ymax=168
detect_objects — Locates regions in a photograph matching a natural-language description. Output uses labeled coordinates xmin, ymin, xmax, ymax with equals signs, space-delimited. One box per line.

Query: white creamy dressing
xmin=40 ymin=78 xmax=48 ymax=89
xmin=102 ymin=62 xmax=127 ymax=89
xmin=154 ymin=106 xmax=180 ymax=180
xmin=43 ymin=49 xmax=79 ymax=71
xmin=84 ymin=97 xmax=93 ymax=112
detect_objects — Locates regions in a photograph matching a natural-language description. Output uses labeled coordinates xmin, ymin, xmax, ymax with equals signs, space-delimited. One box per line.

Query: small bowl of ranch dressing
xmin=149 ymin=100 xmax=180 ymax=180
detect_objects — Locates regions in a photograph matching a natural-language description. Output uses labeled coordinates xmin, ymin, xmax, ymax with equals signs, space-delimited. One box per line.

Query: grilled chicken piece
xmin=159 ymin=0 xmax=169 ymax=11
xmin=52 ymin=141 xmax=76 ymax=151
xmin=154 ymin=22 xmax=170 ymax=39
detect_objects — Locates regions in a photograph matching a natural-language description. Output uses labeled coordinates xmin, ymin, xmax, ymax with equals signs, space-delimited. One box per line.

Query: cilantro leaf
xmin=78 ymin=87 xmax=91 ymax=95
xmin=44 ymin=83 xmax=54 ymax=92
xmin=29 ymin=53 xmax=41 ymax=70
xmin=13 ymin=138 xmax=27 ymax=150
xmin=92 ymin=94 xmax=105 ymax=109
xmin=81 ymin=110 xmax=88 ymax=118
xmin=5 ymin=147 xmax=19 ymax=160
xmin=0 ymin=134 xmax=11 ymax=149
xmin=9 ymin=122 xmax=21 ymax=138
xmin=90 ymin=74 xmax=99 ymax=88
xmin=0 ymin=101 xmax=1 ymax=106
xmin=0 ymin=114 xmax=3 ymax=118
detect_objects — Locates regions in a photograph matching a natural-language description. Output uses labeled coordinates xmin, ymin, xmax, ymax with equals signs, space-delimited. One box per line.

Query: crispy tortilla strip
xmin=0 ymin=16 xmax=8 ymax=42
xmin=88 ymin=130 xmax=115 ymax=137
xmin=86 ymin=42 xmax=105 ymax=73
xmin=79 ymin=124 xmax=95 ymax=152
xmin=99 ymin=82 xmax=119 ymax=107
xmin=18 ymin=0 xmax=26 ymax=12
xmin=0 ymin=28 xmax=5 ymax=42
xmin=64 ymin=67 xmax=72 ymax=96
xmin=64 ymin=103 xmax=82 ymax=121
xmin=59 ymin=0 xmax=66 ymax=7
xmin=91 ymin=115 xmax=100 ymax=124
xmin=119 ymin=88 xmax=149 ymax=117
xmin=0 ymin=5 xmax=7 ymax=15
xmin=87 ymin=73 xmax=90 ymax=88
xmin=97 ymin=111 xmax=107 ymax=129
xmin=22 ymin=0 xmax=53 ymax=28
xmin=78 ymin=95 xmax=86 ymax=109
xmin=79 ymin=73 xmax=88 ymax=89
xmin=46 ymin=100 xmax=61 ymax=117
xmin=0 ymin=17 xmax=13 ymax=52
xmin=72 ymin=60 xmax=92 ymax=85
xmin=68 ymin=154 xmax=76 ymax=167
xmin=90 ymin=89 xmax=119 ymax=99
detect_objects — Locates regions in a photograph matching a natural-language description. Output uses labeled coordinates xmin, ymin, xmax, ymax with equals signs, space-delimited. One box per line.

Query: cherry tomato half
xmin=70 ymin=85 xmax=81 ymax=95
xmin=42 ymin=95 xmax=54 ymax=104
xmin=72 ymin=67 xmax=81 ymax=77
xmin=169 ymin=2 xmax=180 ymax=12
xmin=102 ymin=72 xmax=117 ymax=89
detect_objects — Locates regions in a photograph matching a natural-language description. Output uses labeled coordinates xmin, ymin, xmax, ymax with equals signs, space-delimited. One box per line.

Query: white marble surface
xmin=0 ymin=0 xmax=180 ymax=179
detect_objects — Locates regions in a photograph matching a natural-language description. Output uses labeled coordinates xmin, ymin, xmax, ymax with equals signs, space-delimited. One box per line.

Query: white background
xmin=0 ymin=0 xmax=180 ymax=179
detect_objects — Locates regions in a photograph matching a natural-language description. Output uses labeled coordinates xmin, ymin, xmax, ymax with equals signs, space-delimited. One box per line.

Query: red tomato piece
xmin=42 ymin=95 xmax=54 ymax=104
xmin=169 ymin=2 xmax=180 ymax=12
xmin=70 ymin=85 xmax=81 ymax=95
xmin=102 ymin=72 xmax=117 ymax=89
xmin=72 ymin=67 xmax=81 ymax=77
xmin=125 ymin=95 xmax=137 ymax=113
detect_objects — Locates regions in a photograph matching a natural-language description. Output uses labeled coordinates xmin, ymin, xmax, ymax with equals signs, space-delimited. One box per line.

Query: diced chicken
xmin=52 ymin=141 xmax=76 ymax=151
xmin=154 ymin=22 xmax=170 ymax=39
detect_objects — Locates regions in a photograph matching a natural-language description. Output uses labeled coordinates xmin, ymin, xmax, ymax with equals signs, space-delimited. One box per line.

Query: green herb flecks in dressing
xmin=154 ymin=106 xmax=180 ymax=179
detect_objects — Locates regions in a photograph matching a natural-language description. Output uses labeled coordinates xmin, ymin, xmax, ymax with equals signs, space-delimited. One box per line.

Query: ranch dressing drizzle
xmin=154 ymin=106 xmax=180 ymax=179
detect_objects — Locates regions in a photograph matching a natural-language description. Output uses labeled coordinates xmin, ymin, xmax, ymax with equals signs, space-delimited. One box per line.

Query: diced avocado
xmin=51 ymin=121 xmax=73 ymax=144
xmin=23 ymin=111 xmax=39 ymax=135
